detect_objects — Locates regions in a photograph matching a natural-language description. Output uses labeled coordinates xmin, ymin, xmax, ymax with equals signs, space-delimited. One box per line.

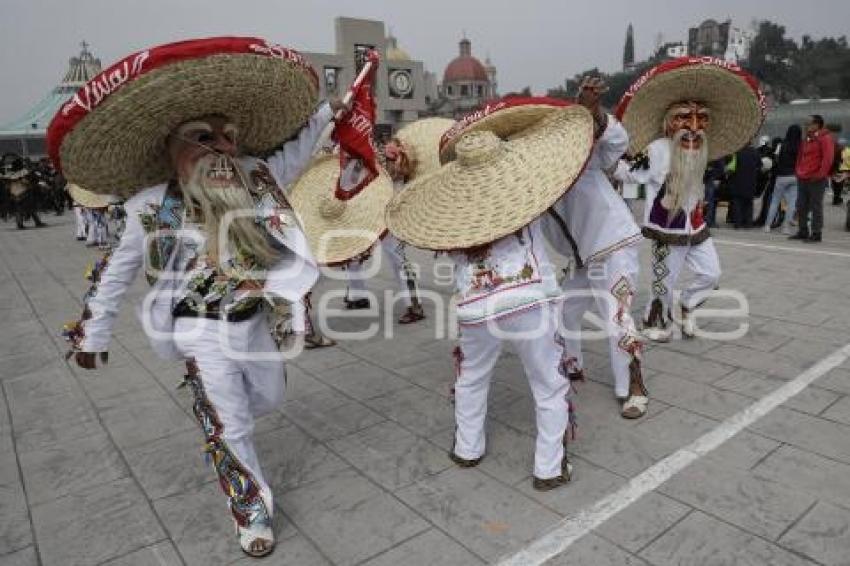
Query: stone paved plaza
xmin=1 ymin=203 xmax=850 ymax=566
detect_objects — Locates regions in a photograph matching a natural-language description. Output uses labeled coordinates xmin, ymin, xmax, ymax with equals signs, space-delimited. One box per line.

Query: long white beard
xmin=664 ymin=131 xmax=709 ymax=219
xmin=180 ymin=154 xmax=279 ymax=267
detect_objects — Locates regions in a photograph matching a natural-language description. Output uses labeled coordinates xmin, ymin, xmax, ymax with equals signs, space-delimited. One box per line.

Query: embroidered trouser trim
xmin=184 ymin=360 xmax=271 ymax=529
xmin=383 ymin=234 xmax=421 ymax=308
xmin=644 ymin=238 xmax=722 ymax=325
xmin=345 ymin=234 xmax=421 ymax=307
xmin=558 ymin=246 xmax=642 ymax=398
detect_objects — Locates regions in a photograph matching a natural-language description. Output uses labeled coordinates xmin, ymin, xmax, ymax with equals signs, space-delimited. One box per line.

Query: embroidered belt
xmin=641 ymin=226 xmax=710 ymax=246
xmin=172 ymin=300 xmax=261 ymax=323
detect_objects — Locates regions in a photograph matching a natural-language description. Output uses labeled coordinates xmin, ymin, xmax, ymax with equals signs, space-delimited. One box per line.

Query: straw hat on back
xmin=47 ymin=37 xmax=319 ymax=197
xmin=394 ymin=117 xmax=454 ymax=180
xmin=615 ymin=57 xmax=766 ymax=160
xmin=289 ymin=155 xmax=394 ymax=265
xmin=386 ymin=104 xmax=594 ymax=251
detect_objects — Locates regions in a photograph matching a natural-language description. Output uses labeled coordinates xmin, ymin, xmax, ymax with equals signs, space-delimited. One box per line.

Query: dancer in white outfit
xmin=539 ymin=80 xmax=648 ymax=419
xmin=51 ymin=37 xmax=348 ymax=557
xmin=612 ymin=57 xmax=766 ymax=341
xmin=389 ymin=102 xmax=595 ymax=489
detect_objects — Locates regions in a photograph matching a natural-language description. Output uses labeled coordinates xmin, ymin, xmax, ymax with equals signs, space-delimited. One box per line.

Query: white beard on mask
xmin=662 ymin=130 xmax=709 ymax=219
xmin=179 ymin=154 xmax=279 ymax=267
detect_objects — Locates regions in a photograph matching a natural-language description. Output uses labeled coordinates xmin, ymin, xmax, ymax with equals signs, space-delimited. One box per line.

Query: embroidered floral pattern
xmin=61 ymin=251 xmax=112 ymax=353
xmin=183 ymin=362 xmax=271 ymax=529
xmin=139 ymin=193 xmax=184 ymax=284
xmin=178 ymin=249 xmax=264 ymax=316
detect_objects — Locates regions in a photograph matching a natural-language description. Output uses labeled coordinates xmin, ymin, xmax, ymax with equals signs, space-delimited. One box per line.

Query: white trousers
xmin=560 ymin=246 xmax=641 ymax=398
xmin=645 ymin=238 xmax=721 ymax=324
xmin=346 ymin=234 xmax=417 ymax=306
xmin=73 ymin=206 xmax=87 ymax=238
xmin=173 ymin=313 xmax=285 ymax=513
xmin=85 ymin=209 xmax=108 ymax=246
xmin=454 ymin=305 xmax=569 ymax=479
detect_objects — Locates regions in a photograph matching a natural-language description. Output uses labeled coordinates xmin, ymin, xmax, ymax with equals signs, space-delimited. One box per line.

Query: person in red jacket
xmin=790 ymin=114 xmax=835 ymax=242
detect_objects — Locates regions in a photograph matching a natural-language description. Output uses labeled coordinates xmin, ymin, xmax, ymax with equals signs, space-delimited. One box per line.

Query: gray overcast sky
xmin=2 ymin=0 xmax=849 ymax=123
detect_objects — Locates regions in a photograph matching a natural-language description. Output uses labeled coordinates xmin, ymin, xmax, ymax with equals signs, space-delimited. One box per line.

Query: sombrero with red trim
xmin=387 ymin=98 xmax=594 ymax=251
xmin=47 ymin=36 xmax=319 ymax=197
xmin=438 ymin=96 xmax=573 ymax=163
xmin=615 ymin=56 xmax=766 ymax=160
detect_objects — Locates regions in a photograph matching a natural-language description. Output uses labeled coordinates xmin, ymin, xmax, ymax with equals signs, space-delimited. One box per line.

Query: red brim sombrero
xmin=387 ymin=99 xmax=594 ymax=251
xmin=615 ymin=57 xmax=766 ymax=160
xmin=438 ymin=96 xmax=571 ymax=163
xmin=47 ymin=37 xmax=319 ymax=197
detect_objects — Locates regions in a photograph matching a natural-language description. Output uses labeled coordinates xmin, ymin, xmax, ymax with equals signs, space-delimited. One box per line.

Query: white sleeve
xmin=590 ymin=115 xmax=629 ymax=171
xmin=613 ymin=141 xmax=668 ymax=186
xmin=266 ymin=103 xmax=334 ymax=189
xmin=78 ymin=196 xmax=147 ymax=352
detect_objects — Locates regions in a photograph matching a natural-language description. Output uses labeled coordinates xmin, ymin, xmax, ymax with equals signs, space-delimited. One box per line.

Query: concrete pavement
xmin=1 ymin=203 xmax=849 ymax=566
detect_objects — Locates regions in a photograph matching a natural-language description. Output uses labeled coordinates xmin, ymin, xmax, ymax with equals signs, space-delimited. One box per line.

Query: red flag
xmin=332 ymin=51 xmax=379 ymax=200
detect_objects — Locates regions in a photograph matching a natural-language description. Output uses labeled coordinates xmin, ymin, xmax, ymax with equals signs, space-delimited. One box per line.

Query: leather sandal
xmin=236 ymin=520 xmax=275 ymax=558
xmin=398 ymin=305 xmax=426 ymax=324
xmin=304 ymin=333 xmax=336 ymax=349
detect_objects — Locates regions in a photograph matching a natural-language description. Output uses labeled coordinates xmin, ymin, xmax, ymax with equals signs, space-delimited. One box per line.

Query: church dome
xmin=443 ymin=38 xmax=488 ymax=83
xmin=386 ymin=34 xmax=411 ymax=61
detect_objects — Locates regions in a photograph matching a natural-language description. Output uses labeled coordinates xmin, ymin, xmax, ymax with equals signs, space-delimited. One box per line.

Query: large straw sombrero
xmin=47 ymin=37 xmax=319 ymax=198
xmin=289 ymin=155 xmax=394 ymax=265
xmin=394 ymin=117 xmax=454 ymax=180
xmin=68 ymin=184 xmax=120 ymax=208
xmin=387 ymin=106 xmax=594 ymax=251
xmin=615 ymin=57 xmax=766 ymax=160
xmin=439 ymin=96 xmax=570 ymax=163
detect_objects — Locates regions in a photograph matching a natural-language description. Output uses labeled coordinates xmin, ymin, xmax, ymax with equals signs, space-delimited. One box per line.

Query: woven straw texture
xmin=59 ymin=54 xmax=317 ymax=198
xmin=439 ymin=104 xmax=561 ymax=163
xmin=289 ymin=155 xmax=394 ymax=265
xmin=620 ymin=64 xmax=763 ymax=160
xmin=387 ymin=106 xmax=594 ymax=251
xmin=68 ymin=184 xmax=120 ymax=208
xmin=395 ymin=117 xmax=454 ymax=180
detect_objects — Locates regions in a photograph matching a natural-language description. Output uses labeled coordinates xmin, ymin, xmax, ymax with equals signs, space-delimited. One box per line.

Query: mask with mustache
xmin=662 ymin=102 xmax=710 ymax=219
xmin=179 ymin=153 xmax=279 ymax=268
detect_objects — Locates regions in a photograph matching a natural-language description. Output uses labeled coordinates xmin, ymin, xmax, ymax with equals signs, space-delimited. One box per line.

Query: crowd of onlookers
xmin=703 ymin=114 xmax=850 ymax=242
xmin=0 ymin=153 xmax=69 ymax=229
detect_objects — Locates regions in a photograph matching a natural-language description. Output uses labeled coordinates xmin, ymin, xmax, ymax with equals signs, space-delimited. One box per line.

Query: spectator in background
xmin=791 ymin=115 xmax=835 ymax=243
xmin=754 ymin=135 xmax=777 ymax=226
xmin=765 ymin=125 xmax=802 ymax=235
xmin=832 ymin=137 xmax=847 ymax=205
xmin=703 ymin=159 xmax=724 ymax=228
xmin=726 ymin=142 xmax=760 ymax=229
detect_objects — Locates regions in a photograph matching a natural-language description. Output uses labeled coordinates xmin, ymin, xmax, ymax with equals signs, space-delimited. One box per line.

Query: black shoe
xmin=343 ymin=298 xmax=371 ymax=310
xmin=532 ymin=457 xmax=573 ymax=491
xmin=788 ymin=233 xmax=808 ymax=240
xmin=805 ymin=233 xmax=822 ymax=243
xmin=448 ymin=451 xmax=484 ymax=468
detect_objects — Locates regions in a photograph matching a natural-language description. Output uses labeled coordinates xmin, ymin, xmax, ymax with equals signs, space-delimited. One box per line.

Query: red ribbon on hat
xmin=46 ymin=36 xmax=319 ymax=173
xmin=439 ymin=96 xmax=574 ymax=153
xmin=614 ymin=56 xmax=767 ymax=121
